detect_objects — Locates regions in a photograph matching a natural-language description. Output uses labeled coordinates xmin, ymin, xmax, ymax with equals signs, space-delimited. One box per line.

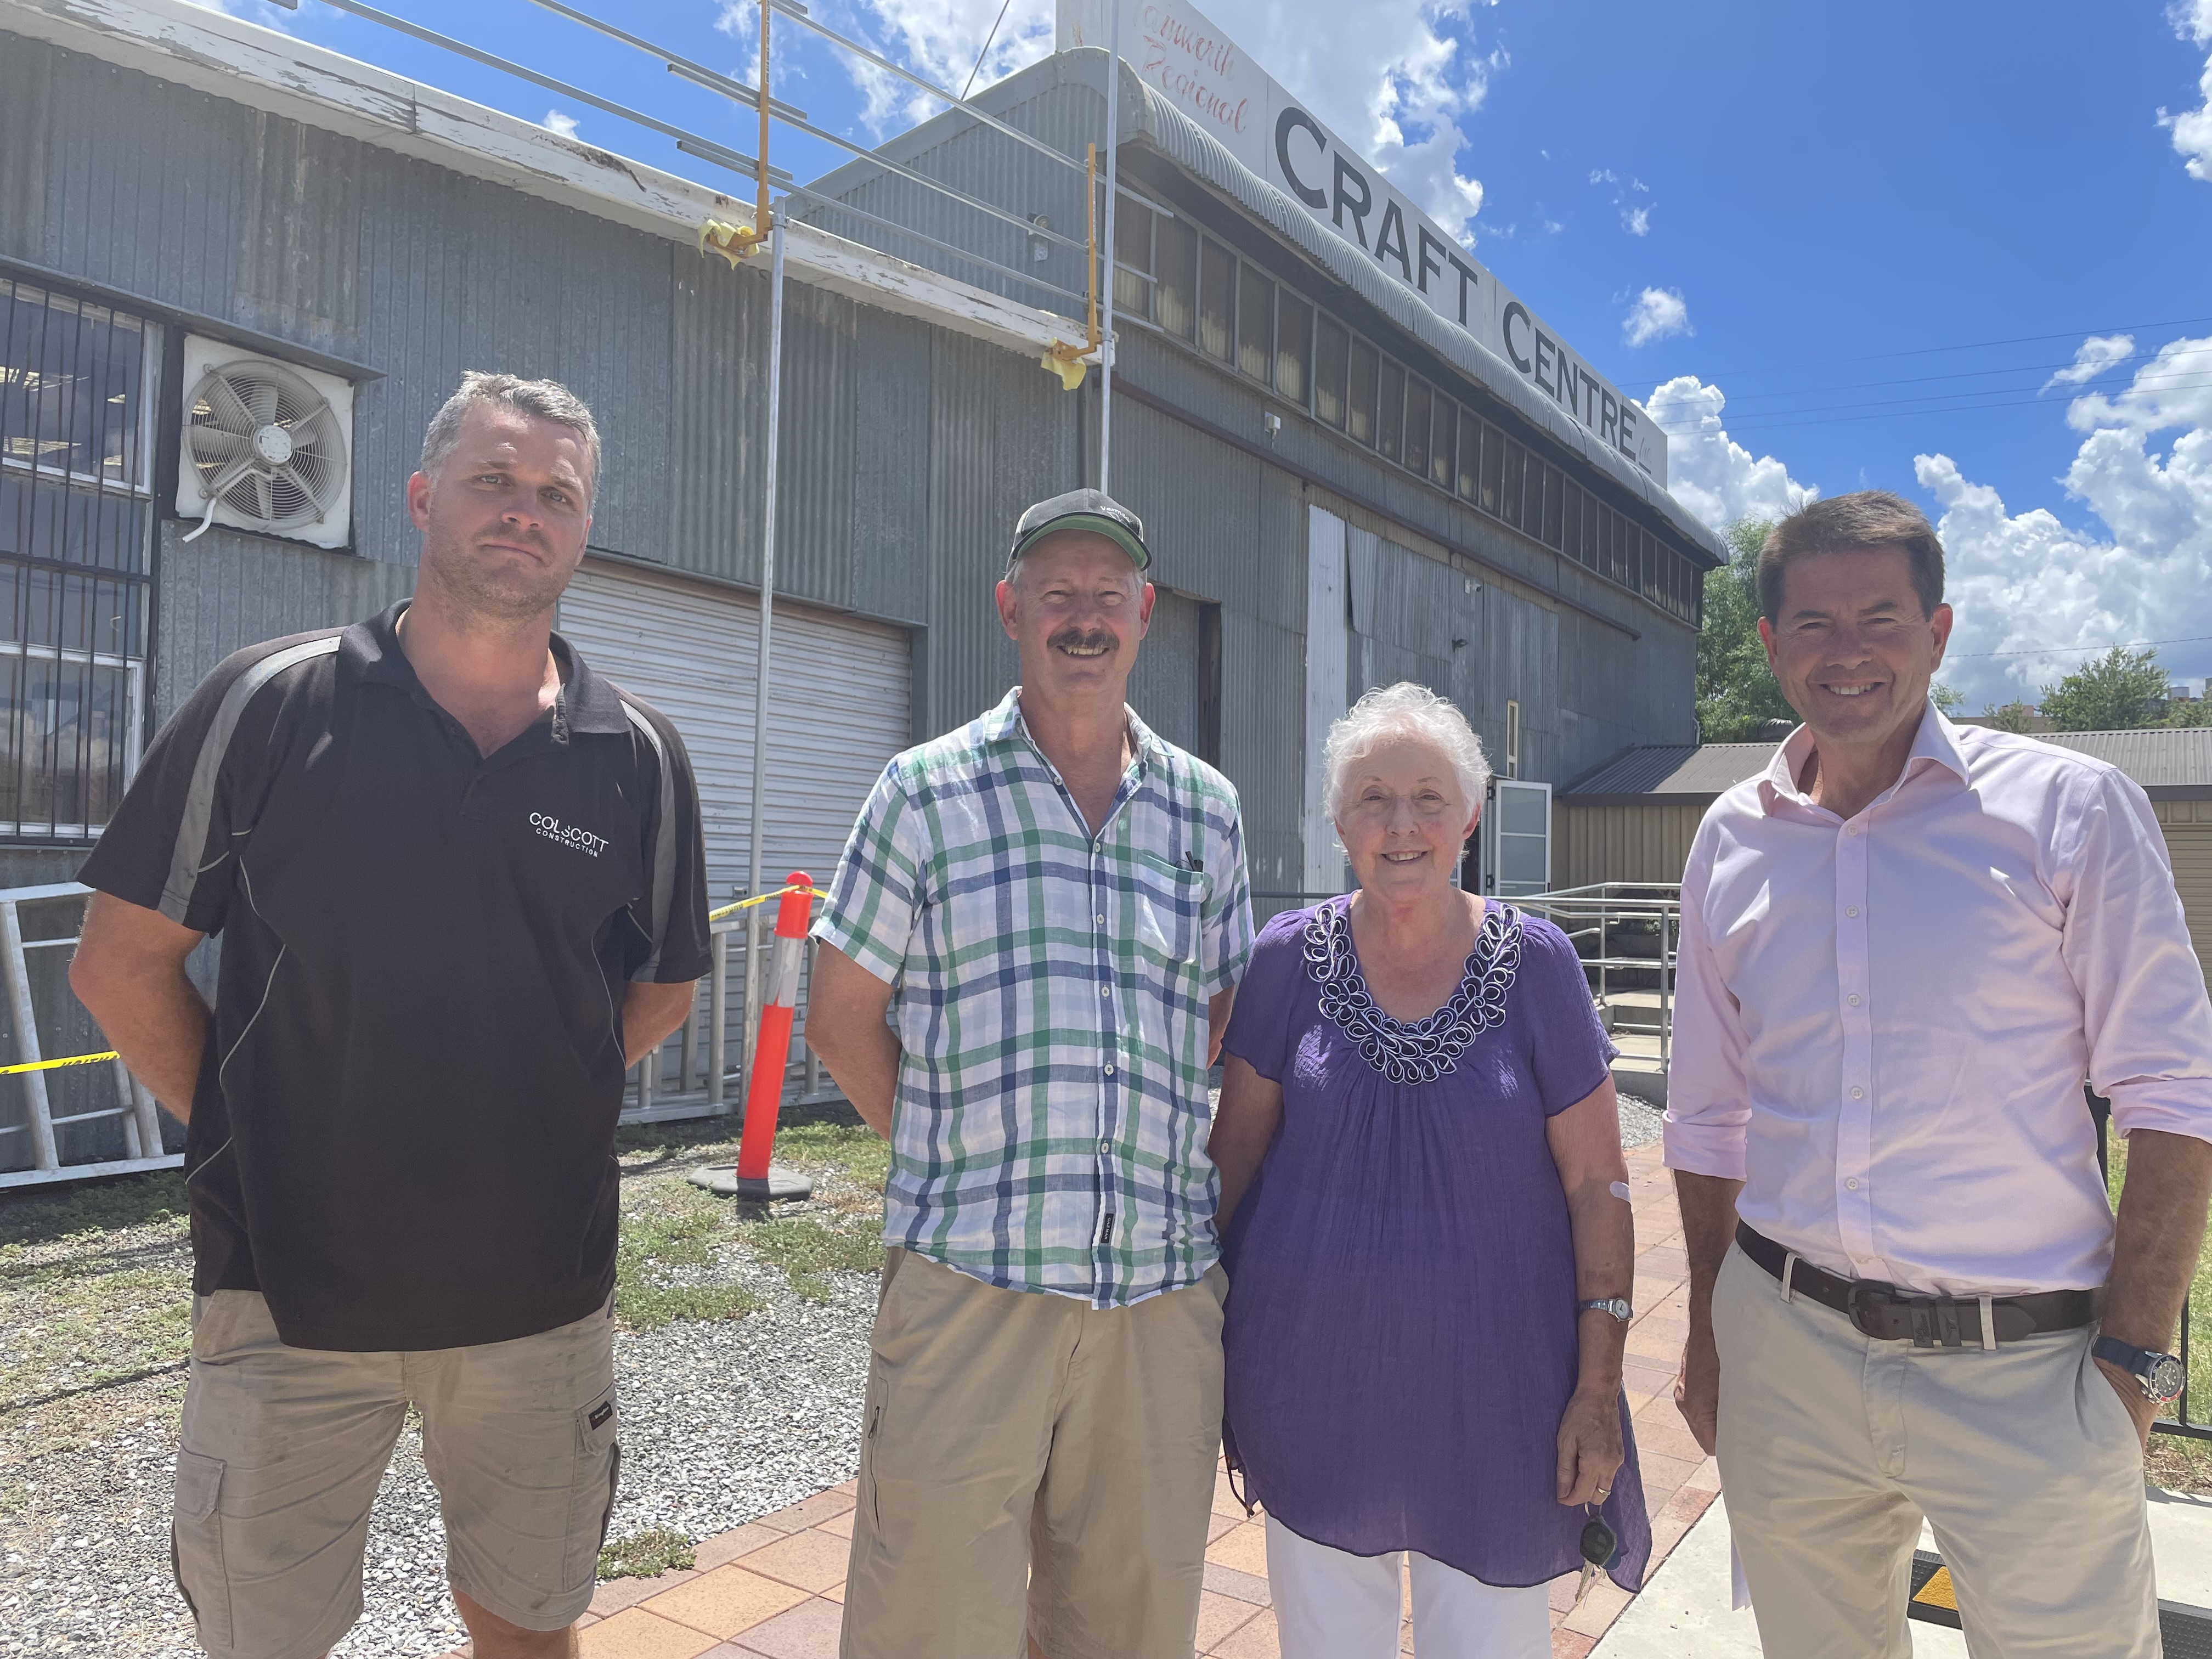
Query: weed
xmin=598 ymin=1527 xmax=696 ymax=1579
xmin=740 ymin=1216 xmax=883 ymax=1302
xmin=613 ymin=1181 xmax=763 ymax=1330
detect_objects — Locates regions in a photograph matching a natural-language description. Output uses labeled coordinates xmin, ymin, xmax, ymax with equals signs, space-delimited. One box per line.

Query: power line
xmin=1650 ymin=369 xmax=2212 ymax=430
xmin=1674 ymin=378 xmax=2212 ymax=438
xmin=1653 ymin=315 xmax=2212 ymax=385
xmin=1948 ymin=635 xmax=2212 ymax=661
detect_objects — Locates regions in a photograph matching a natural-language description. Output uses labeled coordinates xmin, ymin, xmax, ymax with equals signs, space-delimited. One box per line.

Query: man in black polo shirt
xmin=71 ymin=373 xmax=710 ymax=1659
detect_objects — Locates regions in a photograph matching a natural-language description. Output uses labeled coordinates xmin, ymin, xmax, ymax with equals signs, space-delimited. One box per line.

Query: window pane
xmin=1154 ymin=216 xmax=1198 ymax=341
xmin=1111 ymin=199 xmax=1152 ymax=320
xmin=1541 ymin=465 xmax=1562 ymax=548
xmin=1404 ymin=380 xmax=1432 ymax=478
xmin=1456 ymin=409 xmax=1480 ymax=502
xmin=1275 ymin=291 xmax=1312 ymax=405
xmin=1314 ymin=316 xmax=1348 ymax=428
xmin=1479 ymin=421 xmax=1502 ymax=512
xmin=1199 ymin=239 xmax=1235 ymax=362
xmin=1237 ymin=266 xmax=1274 ymax=382
xmin=1377 ymin=360 xmax=1404 ymax=462
xmin=1348 ymin=338 xmax=1378 ymax=446
xmin=1114 ymin=198 xmax=1152 ymax=273
xmin=1500 ymin=439 xmax=1525 ymax=526
xmin=1560 ymin=484 xmax=1582 ymax=565
xmin=1 ymin=279 xmax=150 ymax=490
xmin=1431 ymin=400 xmax=1456 ymax=492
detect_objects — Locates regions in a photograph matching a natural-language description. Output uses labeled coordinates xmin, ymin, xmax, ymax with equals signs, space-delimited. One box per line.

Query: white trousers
xmin=1712 ymin=1244 xmax=2158 ymax=1658
xmin=1263 ymin=1514 xmax=1552 ymax=1659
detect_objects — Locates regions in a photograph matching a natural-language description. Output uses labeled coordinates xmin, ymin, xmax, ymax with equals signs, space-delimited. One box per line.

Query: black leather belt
xmin=1735 ymin=1223 xmax=2102 ymax=1348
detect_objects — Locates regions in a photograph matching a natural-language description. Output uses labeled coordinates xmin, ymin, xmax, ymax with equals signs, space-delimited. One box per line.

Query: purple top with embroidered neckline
xmin=1220 ymin=896 xmax=1650 ymax=1592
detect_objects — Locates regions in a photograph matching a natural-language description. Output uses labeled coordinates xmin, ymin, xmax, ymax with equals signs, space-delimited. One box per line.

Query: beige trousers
xmin=1711 ymin=1244 xmax=2158 ymax=1658
xmin=840 ymin=1250 xmax=1228 ymax=1659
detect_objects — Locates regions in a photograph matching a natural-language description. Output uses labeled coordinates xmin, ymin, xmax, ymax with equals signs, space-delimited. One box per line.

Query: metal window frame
xmin=0 ymin=278 xmax=159 ymax=847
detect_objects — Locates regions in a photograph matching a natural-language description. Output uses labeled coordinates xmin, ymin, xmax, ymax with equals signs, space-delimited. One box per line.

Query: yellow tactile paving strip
xmin=435 ymin=1144 xmax=1714 ymax=1659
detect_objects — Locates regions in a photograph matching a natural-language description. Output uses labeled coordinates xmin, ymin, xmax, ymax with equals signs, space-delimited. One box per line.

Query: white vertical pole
xmin=744 ymin=217 xmax=788 ymax=1092
xmin=1097 ymin=0 xmax=1121 ymax=495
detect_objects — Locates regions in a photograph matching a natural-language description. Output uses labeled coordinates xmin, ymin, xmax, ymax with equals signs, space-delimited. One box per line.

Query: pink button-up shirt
xmin=1664 ymin=705 xmax=2212 ymax=1296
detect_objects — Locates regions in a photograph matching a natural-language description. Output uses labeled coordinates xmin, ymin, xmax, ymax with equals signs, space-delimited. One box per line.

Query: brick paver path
xmin=441 ymin=1143 xmax=1713 ymax=1659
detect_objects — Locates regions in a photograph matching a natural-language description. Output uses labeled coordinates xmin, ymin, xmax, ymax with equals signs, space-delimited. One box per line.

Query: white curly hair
xmin=1323 ymin=681 xmax=1491 ymax=825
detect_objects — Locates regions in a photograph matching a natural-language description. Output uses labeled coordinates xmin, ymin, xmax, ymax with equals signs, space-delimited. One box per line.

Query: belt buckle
xmin=1843 ymin=1280 xmax=1895 ymax=1340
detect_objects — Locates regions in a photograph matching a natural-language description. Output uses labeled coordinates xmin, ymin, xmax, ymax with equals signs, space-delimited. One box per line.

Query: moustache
xmin=1046 ymin=628 xmax=1116 ymax=655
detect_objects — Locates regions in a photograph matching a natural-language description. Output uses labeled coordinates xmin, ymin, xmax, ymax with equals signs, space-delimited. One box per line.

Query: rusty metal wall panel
xmin=801 ymin=69 xmax=1098 ymax=324
xmin=1125 ymin=588 xmax=1199 ymax=754
xmin=926 ymin=331 xmax=1014 ymax=737
xmin=1554 ymin=802 xmax=1705 ymax=891
xmin=148 ymin=522 xmax=415 ymax=724
xmin=12 ymin=32 xmax=676 ymax=577
xmin=852 ymin=305 xmax=933 ymax=628
xmin=1221 ymin=605 xmax=1305 ymax=901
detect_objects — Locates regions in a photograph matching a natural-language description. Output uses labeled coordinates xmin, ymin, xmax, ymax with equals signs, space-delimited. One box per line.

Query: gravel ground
xmin=0 ymin=1244 xmax=879 ymax=1659
xmin=1617 ymin=1092 xmax=1665 ymax=1149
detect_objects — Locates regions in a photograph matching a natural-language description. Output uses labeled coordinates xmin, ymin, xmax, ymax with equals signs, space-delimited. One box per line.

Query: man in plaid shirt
xmin=808 ymin=488 xmax=1254 ymax=1659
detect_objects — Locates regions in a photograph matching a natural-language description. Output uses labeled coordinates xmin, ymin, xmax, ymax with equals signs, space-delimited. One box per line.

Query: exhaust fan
xmin=175 ymin=335 xmax=353 ymax=549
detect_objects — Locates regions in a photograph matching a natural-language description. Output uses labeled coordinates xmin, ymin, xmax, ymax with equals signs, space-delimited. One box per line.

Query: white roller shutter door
xmin=559 ymin=560 xmax=910 ymax=905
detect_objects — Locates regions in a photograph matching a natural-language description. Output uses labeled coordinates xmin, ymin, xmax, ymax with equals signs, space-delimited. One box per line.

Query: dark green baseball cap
xmin=1007 ymin=488 xmax=1150 ymax=573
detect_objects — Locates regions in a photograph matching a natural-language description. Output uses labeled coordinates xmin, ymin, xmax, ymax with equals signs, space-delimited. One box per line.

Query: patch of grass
xmin=2148 ymin=1434 xmax=2212 ymax=1496
xmin=0 ymin=1168 xmax=188 ymax=1250
xmin=740 ymin=1216 xmax=884 ymax=1302
xmin=613 ymin=1181 xmax=764 ymax=1330
xmin=765 ymin=1121 xmax=891 ymax=1191
xmin=598 ymin=1527 xmax=696 ymax=1580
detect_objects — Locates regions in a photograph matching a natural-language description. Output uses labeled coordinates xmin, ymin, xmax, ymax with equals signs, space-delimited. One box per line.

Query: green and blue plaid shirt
xmin=814 ymin=689 xmax=1254 ymax=1308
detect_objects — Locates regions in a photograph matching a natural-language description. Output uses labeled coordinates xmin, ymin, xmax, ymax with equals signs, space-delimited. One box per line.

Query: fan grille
xmin=185 ymin=359 xmax=348 ymax=533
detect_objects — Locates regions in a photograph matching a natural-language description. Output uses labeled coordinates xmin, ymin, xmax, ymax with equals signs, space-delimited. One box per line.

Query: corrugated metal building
xmin=1557 ymin=728 xmax=2212 ymax=985
xmin=1 ymin=0 xmax=1725 ymax=1166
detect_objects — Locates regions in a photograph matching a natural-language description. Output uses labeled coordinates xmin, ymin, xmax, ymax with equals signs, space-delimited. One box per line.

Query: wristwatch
xmin=2092 ymin=1336 xmax=2186 ymax=1403
xmin=1578 ymin=1297 xmax=1633 ymax=1323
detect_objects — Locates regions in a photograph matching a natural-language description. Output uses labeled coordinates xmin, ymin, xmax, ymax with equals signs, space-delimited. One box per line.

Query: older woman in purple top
xmin=1209 ymin=682 xmax=1647 ymax=1659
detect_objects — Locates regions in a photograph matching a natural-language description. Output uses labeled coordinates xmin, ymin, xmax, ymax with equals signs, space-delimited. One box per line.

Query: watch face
xmin=2149 ymin=1353 xmax=2187 ymax=1402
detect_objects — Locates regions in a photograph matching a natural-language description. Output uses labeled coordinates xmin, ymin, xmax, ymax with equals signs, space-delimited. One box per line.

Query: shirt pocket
xmin=1130 ymin=855 xmax=1206 ymax=970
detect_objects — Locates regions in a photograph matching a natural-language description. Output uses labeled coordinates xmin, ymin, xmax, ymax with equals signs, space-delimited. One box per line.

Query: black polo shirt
xmin=80 ymin=601 xmax=710 ymax=1352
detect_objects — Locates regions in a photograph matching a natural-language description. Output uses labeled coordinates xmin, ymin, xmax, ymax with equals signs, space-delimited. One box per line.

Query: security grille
xmin=0 ymin=275 xmax=154 ymax=843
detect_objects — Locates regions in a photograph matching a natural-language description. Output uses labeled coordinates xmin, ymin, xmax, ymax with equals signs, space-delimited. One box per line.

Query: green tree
xmin=1696 ymin=519 xmax=1798 ymax=742
xmin=1931 ymin=681 xmax=1964 ymax=714
xmin=2165 ymin=694 xmax=2212 ymax=727
xmin=2040 ymin=646 xmax=2170 ymax=731
xmin=1982 ymin=701 xmax=2039 ymax=733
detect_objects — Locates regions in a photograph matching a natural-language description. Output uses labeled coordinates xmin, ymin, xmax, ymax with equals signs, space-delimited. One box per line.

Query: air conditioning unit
xmin=174 ymin=335 xmax=353 ymax=549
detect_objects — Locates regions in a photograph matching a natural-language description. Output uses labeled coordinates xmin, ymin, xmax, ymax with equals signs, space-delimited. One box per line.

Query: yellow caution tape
xmin=1914 ymin=1566 xmax=1958 ymax=1611
xmin=698 ymin=217 xmax=770 ymax=268
xmin=708 ymin=883 xmax=826 ymax=923
xmin=0 ymin=1049 xmax=119 ymax=1077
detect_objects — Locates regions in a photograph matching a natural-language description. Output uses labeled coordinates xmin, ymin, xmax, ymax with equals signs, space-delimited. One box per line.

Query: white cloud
xmin=545 ymin=109 xmax=580 ymax=138
xmin=1621 ymin=204 xmax=1651 ymax=236
xmin=2160 ymin=0 xmax=2212 ymax=180
xmin=1644 ymin=375 xmax=1818 ymax=535
xmin=1622 ymin=286 xmax=1690 ymax=347
xmin=2061 ymin=333 xmax=2212 ymax=434
xmin=845 ymin=0 xmax=1498 ymax=242
xmin=1916 ymin=335 xmax=2212 ymax=708
xmin=2041 ymin=333 xmax=2133 ymax=390
xmin=1589 ymin=166 xmax=1654 ymax=236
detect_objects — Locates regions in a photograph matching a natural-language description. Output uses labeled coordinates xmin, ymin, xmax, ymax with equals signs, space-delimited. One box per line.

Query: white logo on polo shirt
xmin=529 ymin=811 xmax=611 ymax=858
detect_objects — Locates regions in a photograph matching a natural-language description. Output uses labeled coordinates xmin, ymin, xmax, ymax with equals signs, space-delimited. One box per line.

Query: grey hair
xmin=420 ymin=371 xmax=602 ymax=496
xmin=1324 ymin=681 xmax=1491 ymax=823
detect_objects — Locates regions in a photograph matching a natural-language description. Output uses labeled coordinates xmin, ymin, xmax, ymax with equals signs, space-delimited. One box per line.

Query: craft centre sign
xmin=1059 ymin=0 xmax=1668 ymax=484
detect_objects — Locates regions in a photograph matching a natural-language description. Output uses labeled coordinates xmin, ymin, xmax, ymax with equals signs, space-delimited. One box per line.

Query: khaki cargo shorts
xmin=172 ymin=1290 xmax=619 ymax=1659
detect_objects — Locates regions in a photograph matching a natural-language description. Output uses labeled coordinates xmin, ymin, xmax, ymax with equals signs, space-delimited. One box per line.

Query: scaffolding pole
xmin=1097 ymin=0 xmax=1122 ymax=495
xmin=743 ymin=213 xmax=787 ymax=1091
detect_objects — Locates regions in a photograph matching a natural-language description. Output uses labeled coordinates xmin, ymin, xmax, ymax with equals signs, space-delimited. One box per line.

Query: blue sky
xmin=216 ymin=0 xmax=2212 ymax=709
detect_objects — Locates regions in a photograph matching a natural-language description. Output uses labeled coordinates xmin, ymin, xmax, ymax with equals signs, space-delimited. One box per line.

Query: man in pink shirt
xmin=1666 ymin=490 xmax=2212 ymax=1657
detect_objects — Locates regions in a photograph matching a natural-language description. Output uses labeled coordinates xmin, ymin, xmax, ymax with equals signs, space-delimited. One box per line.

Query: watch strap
xmin=2092 ymin=1335 xmax=2182 ymax=1400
